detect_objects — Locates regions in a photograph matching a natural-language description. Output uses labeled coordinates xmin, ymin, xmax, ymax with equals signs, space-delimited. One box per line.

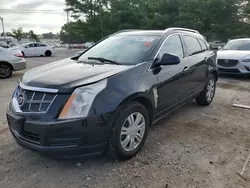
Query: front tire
xmin=45 ymin=50 xmax=52 ymax=57
xmin=196 ymin=74 xmax=216 ymax=106
xmin=108 ymin=102 xmax=149 ymax=160
xmin=0 ymin=63 xmax=12 ymax=79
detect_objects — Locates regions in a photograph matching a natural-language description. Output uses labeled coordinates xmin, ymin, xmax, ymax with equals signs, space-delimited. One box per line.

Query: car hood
xmin=217 ymin=50 xmax=250 ymax=60
xmin=21 ymin=58 xmax=132 ymax=92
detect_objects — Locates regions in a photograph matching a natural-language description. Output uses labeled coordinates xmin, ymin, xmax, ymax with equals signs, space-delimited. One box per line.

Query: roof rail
xmin=112 ymin=29 xmax=142 ymax=35
xmin=165 ymin=27 xmax=200 ymax=34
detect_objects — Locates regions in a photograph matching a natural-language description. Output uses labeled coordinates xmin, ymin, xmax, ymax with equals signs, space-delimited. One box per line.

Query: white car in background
xmin=10 ymin=43 xmax=54 ymax=57
xmin=0 ymin=47 xmax=26 ymax=78
xmin=217 ymin=38 xmax=250 ymax=75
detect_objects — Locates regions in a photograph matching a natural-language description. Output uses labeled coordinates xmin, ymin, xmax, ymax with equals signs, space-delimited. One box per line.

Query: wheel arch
xmin=0 ymin=61 xmax=13 ymax=70
xmin=117 ymin=93 xmax=155 ymax=125
xmin=211 ymin=70 xmax=218 ymax=81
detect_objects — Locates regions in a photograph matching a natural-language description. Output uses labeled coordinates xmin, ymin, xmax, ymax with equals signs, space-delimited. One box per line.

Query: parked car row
xmin=0 ymin=46 xmax=26 ymax=78
xmin=10 ymin=42 xmax=54 ymax=57
xmin=0 ymin=42 xmax=55 ymax=79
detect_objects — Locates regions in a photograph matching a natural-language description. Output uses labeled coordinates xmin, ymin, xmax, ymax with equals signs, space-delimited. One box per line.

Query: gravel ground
xmin=0 ymin=51 xmax=250 ymax=188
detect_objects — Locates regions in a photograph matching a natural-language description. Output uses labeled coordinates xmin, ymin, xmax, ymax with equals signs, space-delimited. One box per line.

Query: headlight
xmin=59 ymin=79 xmax=107 ymax=119
xmin=242 ymin=59 xmax=250 ymax=62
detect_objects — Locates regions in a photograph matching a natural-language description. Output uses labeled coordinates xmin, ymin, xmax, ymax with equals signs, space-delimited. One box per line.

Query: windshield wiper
xmin=88 ymin=57 xmax=119 ymax=65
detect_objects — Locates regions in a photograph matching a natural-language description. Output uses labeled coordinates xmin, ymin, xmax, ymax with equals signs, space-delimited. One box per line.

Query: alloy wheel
xmin=120 ymin=112 xmax=146 ymax=152
xmin=206 ymin=79 xmax=215 ymax=102
xmin=0 ymin=64 xmax=11 ymax=78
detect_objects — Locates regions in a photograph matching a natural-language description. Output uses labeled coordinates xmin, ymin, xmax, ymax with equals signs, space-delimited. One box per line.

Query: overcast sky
xmin=0 ymin=0 xmax=67 ymax=34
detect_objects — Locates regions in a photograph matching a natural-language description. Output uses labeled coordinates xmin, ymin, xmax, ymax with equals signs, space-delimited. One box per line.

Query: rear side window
xmin=199 ymin=39 xmax=208 ymax=51
xmin=183 ymin=36 xmax=202 ymax=56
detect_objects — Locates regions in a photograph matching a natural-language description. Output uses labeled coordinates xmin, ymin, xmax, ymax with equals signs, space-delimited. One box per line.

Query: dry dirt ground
xmin=0 ymin=51 xmax=250 ymax=188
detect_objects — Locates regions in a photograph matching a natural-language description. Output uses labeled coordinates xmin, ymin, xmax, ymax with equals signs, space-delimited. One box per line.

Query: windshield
xmin=223 ymin=40 xmax=250 ymax=51
xmin=78 ymin=35 xmax=160 ymax=65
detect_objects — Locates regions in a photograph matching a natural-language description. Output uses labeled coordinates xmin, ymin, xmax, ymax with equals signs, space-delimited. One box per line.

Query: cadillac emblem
xmin=17 ymin=90 xmax=25 ymax=107
xmin=225 ymin=59 xmax=229 ymax=63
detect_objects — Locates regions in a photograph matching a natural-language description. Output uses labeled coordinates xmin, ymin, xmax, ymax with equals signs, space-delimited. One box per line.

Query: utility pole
xmin=66 ymin=2 xmax=70 ymax=49
xmin=0 ymin=17 xmax=6 ymax=40
xmin=99 ymin=0 xmax=103 ymax=38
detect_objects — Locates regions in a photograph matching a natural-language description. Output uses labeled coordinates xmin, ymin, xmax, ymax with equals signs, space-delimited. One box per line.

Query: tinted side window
xmin=199 ymin=39 xmax=208 ymax=51
xmin=183 ymin=36 xmax=202 ymax=56
xmin=158 ymin=35 xmax=184 ymax=59
xmin=34 ymin=43 xmax=38 ymax=47
xmin=26 ymin=44 xmax=34 ymax=48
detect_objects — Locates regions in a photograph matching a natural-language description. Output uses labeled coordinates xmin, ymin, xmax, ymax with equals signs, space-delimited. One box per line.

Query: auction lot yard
xmin=0 ymin=49 xmax=250 ymax=188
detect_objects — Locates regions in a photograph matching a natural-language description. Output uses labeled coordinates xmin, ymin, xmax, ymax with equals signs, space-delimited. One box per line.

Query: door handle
xmin=183 ymin=66 xmax=189 ymax=72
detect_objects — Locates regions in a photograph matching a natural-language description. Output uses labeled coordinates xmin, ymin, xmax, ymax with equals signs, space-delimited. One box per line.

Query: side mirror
xmin=217 ymin=46 xmax=223 ymax=50
xmin=25 ymin=46 xmax=28 ymax=49
xmin=70 ymin=54 xmax=81 ymax=60
xmin=155 ymin=53 xmax=181 ymax=66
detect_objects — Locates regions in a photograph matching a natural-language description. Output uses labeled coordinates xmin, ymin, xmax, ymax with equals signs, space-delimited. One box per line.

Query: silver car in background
xmin=217 ymin=38 xmax=250 ymax=75
xmin=0 ymin=47 xmax=26 ymax=78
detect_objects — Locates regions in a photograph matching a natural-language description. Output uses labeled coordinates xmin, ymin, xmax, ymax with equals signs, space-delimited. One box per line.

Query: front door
xmin=24 ymin=43 xmax=36 ymax=56
xmin=154 ymin=34 xmax=193 ymax=114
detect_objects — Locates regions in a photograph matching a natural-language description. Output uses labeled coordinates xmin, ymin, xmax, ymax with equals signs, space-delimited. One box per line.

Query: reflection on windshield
xmin=78 ymin=35 xmax=160 ymax=65
xmin=223 ymin=40 xmax=250 ymax=51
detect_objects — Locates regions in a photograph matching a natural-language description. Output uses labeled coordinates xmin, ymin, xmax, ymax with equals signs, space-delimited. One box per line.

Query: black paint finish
xmin=7 ymin=29 xmax=218 ymax=158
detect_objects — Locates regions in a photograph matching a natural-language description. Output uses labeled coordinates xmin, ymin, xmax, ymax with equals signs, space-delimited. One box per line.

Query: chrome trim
xmin=12 ymin=95 xmax=57 ymax=114
xmin=164 ymin=27 xmax=199 ymax=34
xmin=12 ymin=85 xmax=58 ymax=114
xmin=28 ymin=92 xmax=35 ymax=111
xmin=19 ymin=81 xmax=58 ymax=93
xmin=39 ymin=94 xmax=46 ymax=111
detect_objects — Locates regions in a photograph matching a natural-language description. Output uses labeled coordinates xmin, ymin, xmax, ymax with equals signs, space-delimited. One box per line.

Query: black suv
xmin=6 ymin=28 xmax=217 ymax=160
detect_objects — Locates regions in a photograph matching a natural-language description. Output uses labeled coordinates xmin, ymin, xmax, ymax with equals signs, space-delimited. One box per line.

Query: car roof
xmin=114 ymin=29 xmax=205 ymax=40
xmin=229 ymin=38 xmax=250 ymax=42
xmin=116 ymin=30 xmax=164 ymax=36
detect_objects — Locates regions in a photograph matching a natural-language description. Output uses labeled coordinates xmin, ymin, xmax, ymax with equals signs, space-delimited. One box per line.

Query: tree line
xmin=61 ymin=0 xmax=250 ymax=43
xmin=1 ymin=29 xmax=59 ymax=43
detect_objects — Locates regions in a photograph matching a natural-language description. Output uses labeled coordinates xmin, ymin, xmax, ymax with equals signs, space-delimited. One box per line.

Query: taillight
xmin=14 ymin=53 xmax=24 ymax=58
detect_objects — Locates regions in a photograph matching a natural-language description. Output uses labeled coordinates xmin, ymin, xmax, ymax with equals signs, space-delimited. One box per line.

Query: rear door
xmin=155 ymin=34 xmax=193 ymax=114
xmin=37 ymin=43 xmax=45 ymax=55
xmin=181 ymin=35 xmax=208 ymax=94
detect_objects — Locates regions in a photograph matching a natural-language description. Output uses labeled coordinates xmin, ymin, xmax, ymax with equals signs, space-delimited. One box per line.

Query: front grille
xmin=218 ymin=59 xmax=239 ymax=67
xmin=16 ymin=85 xmax=56 ymax=113
xmin=218 ymin=68 xmax=241 ymax=73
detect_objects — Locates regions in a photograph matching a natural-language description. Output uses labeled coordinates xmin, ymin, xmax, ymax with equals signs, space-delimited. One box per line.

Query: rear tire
xmin=0 ymin=63 xmax=12 ymax=79
xmin=108 ymin=102 xmax=149 ymax=160
xmin=196 ymin=74 xmax=216 ymax=106
xmin=45 ymin=50 xmax=52 ymax=57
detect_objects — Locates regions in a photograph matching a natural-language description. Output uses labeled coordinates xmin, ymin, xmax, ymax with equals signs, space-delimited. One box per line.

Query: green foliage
xmin=61 ymin=0 xmax=250 ymax=43
xmin=11 ymin=27 xmax=24 ymax=42
xmin=28 ymin=30 xmax=40 ymax=42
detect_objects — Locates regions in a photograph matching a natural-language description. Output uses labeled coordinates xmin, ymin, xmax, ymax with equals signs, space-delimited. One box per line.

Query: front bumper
xmin=6 ymin=107 xmax=113 ymax=159
xmin=218 ymin=61 xmax=250 ymax=75
xmin=12 ymin=59 xmax=26 ymax=71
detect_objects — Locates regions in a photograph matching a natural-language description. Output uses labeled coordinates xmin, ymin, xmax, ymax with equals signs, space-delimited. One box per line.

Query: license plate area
xmin=7 ymin=113 xmax=24 ymax=133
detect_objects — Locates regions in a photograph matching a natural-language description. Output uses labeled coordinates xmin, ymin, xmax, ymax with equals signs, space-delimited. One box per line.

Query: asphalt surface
xmin=0 ymin=50 xmax=250 ymax=188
